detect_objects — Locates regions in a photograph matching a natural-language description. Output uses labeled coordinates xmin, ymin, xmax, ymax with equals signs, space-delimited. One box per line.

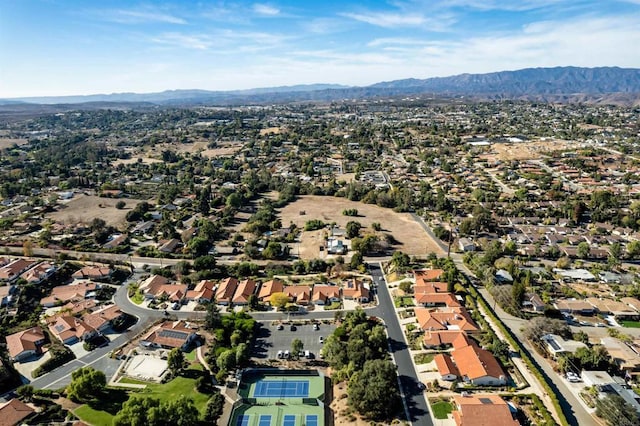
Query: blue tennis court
xmin=253 ymin=380 xmax=310 ymax=398
xmin=237 ymin=415 xmax=250 ymax=426
xmin=259 ymin=415 xmax=272 ymax=426
xmin=305 ymin=415 xmax=318 ymax=426
xmin=282 ymin=415 xmax=296 ymax=426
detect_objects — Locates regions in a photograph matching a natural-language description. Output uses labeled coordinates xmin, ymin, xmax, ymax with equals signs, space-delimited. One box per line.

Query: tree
xmin=235 ymin=343 xmax=249 ymax=366
xmin=270 ymin=292 xmax=289 ymax=311
xmin=22 ymin=240 xmax=33 ymax=257
xmin=350 ymin=251 xmax=363 ymax=269
xmin=626 ymin=240 xmax=640 ymax=259
xmin=346 ymin=221 xmax=362 ymax=239
xmin=262 ymin=241 xmax=282 ymax=259
xmin=217 ymin=349 xmax=236 ymax=372
xmin=248 ymin=294 xmax=259 ymax=310
xmin=203 ymin=392 xmax=225 ymax=423
xmin=596 ymin=394 xmax=640 ymax=426
xmin=205 ymin=302 xmax=222 ymax=330
xmin=16 ymin=385 xmax=34 ymax=402
xmin=348 ymin=359 xmax=401 ymax=421
xmin=167 ymin=348 xmax=185 ymax=377
xmin=115 ymin=200 xmax=126 ymax=209
xmin=391 ymin=251 xmax=410 ymax=270
xmin=577 ymin=242 xmax=591 ymax=259
xmin=165 ymin=395 xmax=199 ymax=426
xmin=398 ymin=281 xmax=412 ymax=294
xmin=114 ymin=396 xmax=163 ymax=426
xmin=291 ymin=338 xmax=303 ymax=358
xmin=66 ymin=367 xmax=106 ymax=402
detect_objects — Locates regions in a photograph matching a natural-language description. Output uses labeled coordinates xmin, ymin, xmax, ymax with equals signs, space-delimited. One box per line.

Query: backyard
xmin=74 ymin=364 xmax=210 ymax=425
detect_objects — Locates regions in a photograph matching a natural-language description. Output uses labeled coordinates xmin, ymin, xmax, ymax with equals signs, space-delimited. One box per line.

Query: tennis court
xmin=253 ymin=379 xmax=310 ymax=398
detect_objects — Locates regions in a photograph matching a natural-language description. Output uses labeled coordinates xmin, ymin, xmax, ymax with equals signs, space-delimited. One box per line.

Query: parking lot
xmin=253 ymin=321 xmax=337 ymax=360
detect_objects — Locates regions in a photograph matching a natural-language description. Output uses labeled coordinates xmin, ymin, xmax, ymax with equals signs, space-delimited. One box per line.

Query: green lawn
xmin=394 ymin=296 xmax=415 ymax=308
xmin=131 ymin=290 xmax=144 ymax=305
xmin=117 ymin=377 xmax=148 ymax=385
xmin=323 ymin=301 xmax=342 ymax=310
xmin=414 ymin=353 xmax=434 ymax=364
xmin=74 ymin=368 xmax=210 ymax=425
xmin=430 ymin=401 xmax=453 ymax=419
xmin=621 ymin=320 xmax=640 ymax=328
xmin=75 ymin=405 xmax=115 ymax=426
xmin=185 ymin=349 xmax=197 ymax=362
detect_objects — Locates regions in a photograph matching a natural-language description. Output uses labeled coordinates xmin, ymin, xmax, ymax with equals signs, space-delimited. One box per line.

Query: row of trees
xmin=321 ymin=309 xmax=401 ymax=421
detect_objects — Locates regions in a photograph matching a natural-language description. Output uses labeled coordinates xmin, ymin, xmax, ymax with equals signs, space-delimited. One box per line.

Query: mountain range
xmin=3 ymin=66 xmax=640 ymax=107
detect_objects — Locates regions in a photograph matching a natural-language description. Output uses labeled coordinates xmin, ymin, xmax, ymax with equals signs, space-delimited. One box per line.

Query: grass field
xmin=394 ymin=296 xmax=415 ymax=308
xmin=621 ymin=320 xmax=640 ymax=328
xmin=414 ymin=353 xmax=434 ymax=364
xmin=430 ymin=401 xmax=453 ymax=419
xmin=74 ymin=366 xmax=209 ymax=425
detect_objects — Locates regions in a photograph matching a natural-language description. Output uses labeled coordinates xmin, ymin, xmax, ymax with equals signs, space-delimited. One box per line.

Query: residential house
xmin=232 ymin=279 xmax=257 ymax=305
xmin=283 ymin=285 xmax=312 ymax=306
xmin=414 ymin=307 xmax=479 ymax=333
xmin=158 ymin=238 xmax=182 ymax=254
xmin=458 ymin=238 xmax=476 ymax=252
xmin=434 ymin=353 xmax=460 ymax=381
xmin=522 ymin=293 xmax=545 ymax=312
xmin=40 ymin=282 xmax=98 ymax=307
xmin=152 ymin=284 xmax=188 ymax=302
xmin=586 ymin=297 xmax=638 ymax=319
xmin=600 ymin=337 xmax=640 ymax=377
xmin=186 ymin=280 xmax=215 ymax=303
xmin=540 ymin=334 xmax=588 ymax=359
xmin=423 ymin=330 xmax=469 ymax=349
xmin=0 ymin=259 xmax=36 ymax=282
xmin=415 ymin=292 xmax=461 ymax=308
xmin=83 ymin=305 xmax=124 ymax=332
xmin=20 ymin=262 xmax=57 ymax=284
xmin=215 ymin=277 xmax=238 ymax=305
xmin=452 ymin=394 xmax=519 ymax=426
xmin=140 ymin=320 xmax=198 ymax=351
xmin=554 ymin=299 xmax=596 ymax=315
xmin=72 ymin=266 xmax=113 ymax=280
xmin=342 ymin=279 xmax=370 ymax=303
xmin=61 ymin=299 xmax=98 ymax=315
xmin=257 ymin=279 xmax=284 ymax=304
xmin=0 ymin=398 xmax=36 ymax=426
xmin=139 ymin=275 xmax=170 ymax=294
xmin=6 ymin=326 xmax=46 ymax=362
xmin=0 ymin=284 xmax=15 ymax=307
xmin=451 ymin=341 xmax=507 ymax=386
xmin=49 ymin=315 xmax=98 ymax=344
xmin=312 ymin=285 xmax=341 ymax=305
xmin=414 ymin=269 xmax=444 ymax=284
xmin=622 ymin=297 xmax=640 ymax=313
xmin=103 ymin=233 xmax=128 ymax=249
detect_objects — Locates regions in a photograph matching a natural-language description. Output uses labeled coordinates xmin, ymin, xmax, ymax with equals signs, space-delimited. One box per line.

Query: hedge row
xmin=467 ymin=283 xmax=570 ymax=426
xmin=33 ymin=346 xmax=75 ymax=378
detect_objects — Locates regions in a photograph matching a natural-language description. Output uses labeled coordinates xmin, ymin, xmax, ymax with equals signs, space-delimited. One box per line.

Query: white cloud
xmin=101 ymin=9 xmax=186 ymax=25
xmin=341 ymin=11 xmax=427 ymax=28
xmin=151 ymin=33 xmax=213 ymax=50
xmin=253 ymin=3 xmax=280 ymax=16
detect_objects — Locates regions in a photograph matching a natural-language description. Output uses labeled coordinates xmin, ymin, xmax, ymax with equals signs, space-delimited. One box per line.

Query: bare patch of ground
xmin=259 ymin=127 xmax=283 ymax=136
xmin=487 ymin=139 xmax=577 ymax=161
xmin=0 ymin=137 xmax=28 ymax=149
xmin=112 ymin=157 xmax=162 ymax=166
xmin=47 ymin=194 xmax=146 ymax=228
xmin=279 ymin=196 xmax=444 ymax=258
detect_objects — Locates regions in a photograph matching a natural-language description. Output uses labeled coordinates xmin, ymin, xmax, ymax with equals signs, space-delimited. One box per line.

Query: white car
xmin=566 ymin=372 xmax=581 ymax=382
xmin=319 ymin=336 xmax=324 ymax=344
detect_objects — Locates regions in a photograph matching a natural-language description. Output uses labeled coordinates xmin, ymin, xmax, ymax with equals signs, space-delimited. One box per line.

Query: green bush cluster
xmin=33 ymin=346 xmax=75 ymax=378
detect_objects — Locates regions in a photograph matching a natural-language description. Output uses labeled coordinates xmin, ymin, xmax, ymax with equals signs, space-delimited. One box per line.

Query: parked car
xmin=417 ymin=382 xmax=426 ymax=390
xmin=284 ymin=350 xmax=290 ymax=359
xmin=276 ymin=324 xmax=284 ymax=330
xmin=277 ymin=350 xmax=283 ymax=359
xmin=566 ymin=372 xmax=581 ymax=382
xmin=319 ymin=336 xmax=324 ymax=343
xmin=595 ymin=322 xmax=608 ymax=327
xmin=290 ymin=325 xmax=297 ymax=331
xmin=304 ymin=350 xmax=311 ymax=358
xmin=313 ymin=323 xmax=319 ymax=331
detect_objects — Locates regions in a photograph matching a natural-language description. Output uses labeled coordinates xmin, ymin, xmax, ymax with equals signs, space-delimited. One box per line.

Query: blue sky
xmin=1 ymin=0 xmax=640 ymax=97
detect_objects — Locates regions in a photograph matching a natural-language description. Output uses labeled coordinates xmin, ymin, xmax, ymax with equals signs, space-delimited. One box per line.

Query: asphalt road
xmin=368 ymin=263 xmax=433 ymax=426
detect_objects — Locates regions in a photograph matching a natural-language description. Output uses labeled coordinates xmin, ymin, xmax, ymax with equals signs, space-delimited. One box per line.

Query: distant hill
xmin=3 ymin=67 xmax=640 ymax=106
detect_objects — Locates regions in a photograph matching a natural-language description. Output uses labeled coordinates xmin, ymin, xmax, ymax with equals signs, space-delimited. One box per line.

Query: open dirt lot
xmin=486 ymin=139 xmax=578 ymax=161
xmin=0 ymin=137 xmax=28 ymax=149
xmin=279 ymin=196 xmax=444 ymax=258
xmin=47 ymin=194 xmax=146 ymax=228
xmin=150 ymin=141 xmax=243 ymax=158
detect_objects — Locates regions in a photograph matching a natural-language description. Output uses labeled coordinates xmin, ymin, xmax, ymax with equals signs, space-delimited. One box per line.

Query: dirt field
xmin=486 ymin=139 xmax=578 ymax=161
xmin=0 ymin=137 xmax=28 ymax=149
xmin=46 ymin=194 xmax=146 ymax=228
xmin=259 ymin=127 xmax=283 ymax=136
xmin=150 ymin=141 xmax=243 ymax=158
xmin=279 ymin=196 xmax=444 ymax=258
